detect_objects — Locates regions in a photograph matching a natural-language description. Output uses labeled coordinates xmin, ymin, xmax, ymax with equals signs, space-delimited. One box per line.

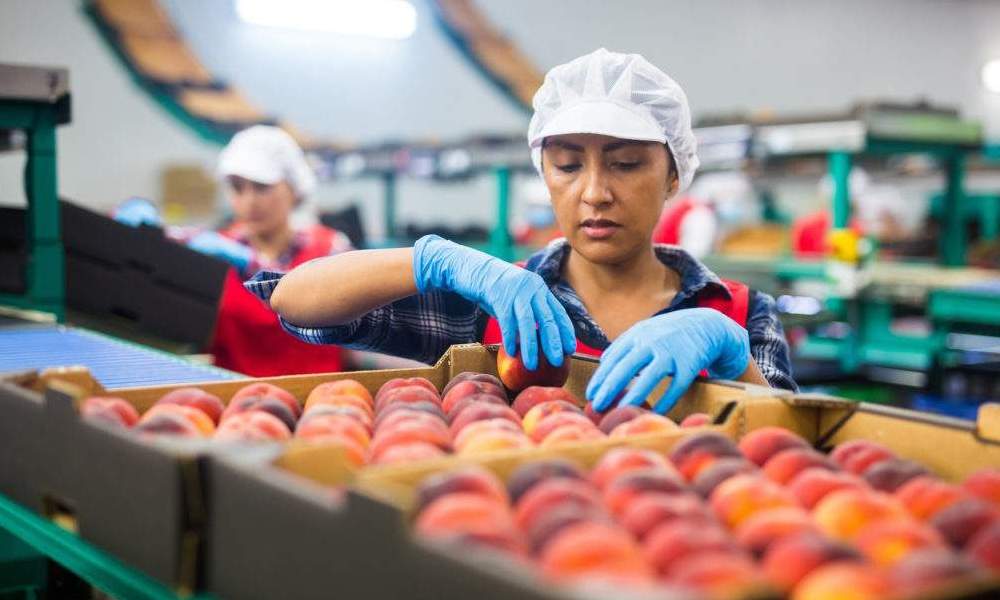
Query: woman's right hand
xmin=412 ymin=235 xmax=576 ymax=370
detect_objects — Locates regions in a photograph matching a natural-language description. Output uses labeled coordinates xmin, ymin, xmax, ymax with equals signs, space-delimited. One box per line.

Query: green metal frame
xmin=0 ymin=99 xmax=66 ymax=321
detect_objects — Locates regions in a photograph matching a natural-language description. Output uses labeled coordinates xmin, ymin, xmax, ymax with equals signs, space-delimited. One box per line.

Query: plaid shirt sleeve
xmin=243 ymin=270 xmax=486 ymax=365
xmin=746 ymin=290 xmax=798 ymax=392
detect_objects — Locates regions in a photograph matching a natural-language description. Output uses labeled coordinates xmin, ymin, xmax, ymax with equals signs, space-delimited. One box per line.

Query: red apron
xmin=481 ymin=263 xmax=750 ymax=358
xmin=208 ymin=226 xmax=346 ymax=376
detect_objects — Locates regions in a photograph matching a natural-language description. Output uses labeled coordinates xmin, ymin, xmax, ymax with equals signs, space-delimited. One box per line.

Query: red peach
xmin=374 ymin=377 xmax=438 ymax=405
xmin=133 ymin=407 xmax=204 ymax=437
xmin=734 ymin=507 xmax=818 ymax=557
xmin=530 ymin=411 xmax=598 ymax=443
xmin=642 ymin=520 xmax=739 ymax=577
xmin=448 ymin=403 xmax=520 ymax=437
xmin=371 ymin=442 xmax=445 ymax=465
xmin=441 ymin=372 xmax=502 ymax=397
xmin=862 ymin=457 xmax=930 ymax=493
xmin=526 ymin=504 xmax=612 ymax=554
xmin=886 ymin=549 xmax=984 ymax=597
xmin=738 ymin=426 xmax=810 ymax=467
xmin=81 ymin=396 xmax=140 ymax=428
xmin=414 ymin=492 xmax=517 ymax=540
xmin=830 ymin=440 xmax=895 ymax=475
xmin=763 ymin=448 xmax=836 ymax=485
xmin=305 ymin=379 xmax=372 ymax=410
xmin=602 ymin=468 xmax=688 ymax=517
xmin=214 ymin=410 xmax=291 ymax=442
xmin=443 ymin=393 xmax=508 ymax=423
xmin=609 ymin=413 xmax=679 ymax=439
xmin=375 ymin=386 xmax=442 ymax=413
xmin=854 ymin=519 xmax=947 ymax=566
xmin=514 ymin=478 xmax=603 ymax=533
xmin=590 ymin=448 xmax=673 ymax=490
xmin=302 ymin=393 xmax=373 ymax=419
xmin=788 ymin=467 xmax=869 ymax=509
xmin=762 ymin=533 xmax=862 ymax=591
xmin=791 ymin=562 xmax=889 ymax=600
xmin=692 ymin=457 xmax=757 ymax=498
xmin=967 ymin=521 xmax=1000 ymax=570
xmin=441 ymin=381 xmax=507 ymax=415
xmin=620 ymin=492 xmax=715 ymax=540
xmin=156 ymin=388 xmax=224 ymax=424
xmin=511 ymin=386 xmax=579 ymax=417
xmin=221 ymin=396 xmax=297 ymax=432
xmin=813 ymin=489 xmax=911 ymax=541
xmin=669 ymin=431 xmax=743 ymax=482
xmin=142 ymin=404 xmax=215 ymax=436
xmin=373 ymin=410 xmax=448 ymax=438
xmin=414 ymin=467 xmax=508 ymax=514
xmin=929 ymin=497 xmax=1000 ymax=549
xmin=895 ymin=476 xmax=969 ymax=521
xmin=506 ymin=459 xmax=586 ymax=503
xmin=962 ymin=469 xmax=1000 ymax=507
xmin=457 ymin=429 xmax=533 ymax=455
xmin=372 ymin=401 xmax=444 ymax=429
xmin=299 ymin=404 xmax=373 ymax=433
xmin=667 ymin=551 xmax=762 ymax=595
xmin=229 ymin=382 xmax=300 ymax=418
xmin=596 ymin=405 xmax=646 ymax=435
xmin=496 ymin=343 xmax=570 ymax=394
xmin=539 ymin=424 xmax=605 ymax=448
xmin=452 ymin=418 xmax=523 ymax=452
xmin=367 ymin=421 xmax=451 ymax=461
xmin=679 ymin=412 xmax=712 ymax=428
xmin=710 ymin=474 xmax=798 ymax=529
xmin=294 ymin=414 xmax=370 ymax=448
xmin=521 ymin=400 xmax=582 ymax=437
xmin=539 ymin=521 xmax=653 ymax=583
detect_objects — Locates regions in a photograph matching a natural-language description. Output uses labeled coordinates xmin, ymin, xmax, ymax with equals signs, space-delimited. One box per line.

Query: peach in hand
xmin=496 ymin=343 xmax=570 ymax=394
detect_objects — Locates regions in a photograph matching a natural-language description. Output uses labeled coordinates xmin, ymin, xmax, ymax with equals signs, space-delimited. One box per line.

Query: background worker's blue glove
xmin=112 ymin=197 xmax=161 ymax=227
xmin=586 ymin=308 xmax=750 ymax=415
xmin=188 ymin=231 xmax=252 ymax=271
xmin=412 ymin=234 xmax=576 ymax=371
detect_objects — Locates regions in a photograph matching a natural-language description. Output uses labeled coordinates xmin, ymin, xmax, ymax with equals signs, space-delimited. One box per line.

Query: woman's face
xmin=542 ymin=133 xmax=677 ymax=265
xmin=227 ymin=175 xmax=296 ymax=237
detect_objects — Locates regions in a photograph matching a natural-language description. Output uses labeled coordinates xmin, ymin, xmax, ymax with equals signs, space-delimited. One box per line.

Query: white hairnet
xmin=218 ymin=125 xmax=317 ymax=199
xmin=528 ymin=48 xmax=700 ymax=194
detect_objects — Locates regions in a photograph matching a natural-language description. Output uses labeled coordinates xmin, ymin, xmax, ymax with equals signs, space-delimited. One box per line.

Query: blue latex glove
xmin=586 ymin=308 xmax=750 ymax=415
xmin=188 ymin=231 xmax=252 ymax=271
xmin=113 ymin=197 xmax=161 ymax=227
xmin=413 ymin=234 xmax=576 ymax=370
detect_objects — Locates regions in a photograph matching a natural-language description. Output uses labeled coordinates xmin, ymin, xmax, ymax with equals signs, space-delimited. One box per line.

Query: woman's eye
xmin=556 ymin=163 xmax=581 ymax=173
xmin=614 ymin=161 xmax=641 ymax=171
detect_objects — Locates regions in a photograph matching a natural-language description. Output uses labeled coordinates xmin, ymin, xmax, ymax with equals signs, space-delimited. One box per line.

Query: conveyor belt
xmin=0 ymin=324 xmax=242 ymax=388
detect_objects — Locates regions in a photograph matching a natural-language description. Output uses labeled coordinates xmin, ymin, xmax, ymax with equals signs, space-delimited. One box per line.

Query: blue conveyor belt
xmin=0 ymin=324 xmax=242 ymax=388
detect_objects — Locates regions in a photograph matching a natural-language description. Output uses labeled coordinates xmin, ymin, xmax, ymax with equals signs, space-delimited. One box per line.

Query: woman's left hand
xmin=586 ymin=308 xmax=750 ymax=415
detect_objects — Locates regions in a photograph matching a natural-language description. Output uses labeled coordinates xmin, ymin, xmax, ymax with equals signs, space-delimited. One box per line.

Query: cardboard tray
xmin=0 ymin=344 xmax=766 ymax=596
xmin=210 ymin=379 xmax=1000 ymax=600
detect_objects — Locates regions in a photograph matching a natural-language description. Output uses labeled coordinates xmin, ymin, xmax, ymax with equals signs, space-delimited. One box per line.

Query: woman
xmin=247 ymin=49 xmax=796 ymax=413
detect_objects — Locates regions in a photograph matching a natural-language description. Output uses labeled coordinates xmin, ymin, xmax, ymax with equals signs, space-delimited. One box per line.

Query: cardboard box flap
xmin=979 ymin=403 xmax=1000 ymax=444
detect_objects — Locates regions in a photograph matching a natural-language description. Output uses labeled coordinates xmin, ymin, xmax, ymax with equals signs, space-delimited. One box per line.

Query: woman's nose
xmin=580 ymin=166 xmax=613 ymax=207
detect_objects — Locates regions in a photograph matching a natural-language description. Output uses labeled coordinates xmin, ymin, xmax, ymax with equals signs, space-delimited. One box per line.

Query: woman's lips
xmin=580 ymin=218 xmax=620 ymax=240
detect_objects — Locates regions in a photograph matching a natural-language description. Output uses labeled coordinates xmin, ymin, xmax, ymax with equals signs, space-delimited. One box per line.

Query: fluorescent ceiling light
xmin=983 ymin=59 xmax=1000 ymax=94
xmin=236 ymin=0 xmax=417 ymax=39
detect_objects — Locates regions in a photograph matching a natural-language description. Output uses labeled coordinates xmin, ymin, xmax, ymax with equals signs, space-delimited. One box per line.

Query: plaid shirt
xmin=245 ymin=239 xmax=797 ymax=391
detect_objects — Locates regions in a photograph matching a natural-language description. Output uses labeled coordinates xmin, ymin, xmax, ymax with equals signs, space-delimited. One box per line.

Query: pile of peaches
xmin=411 ymin=428 xmax=1000 ymax=599
xmin=79 ymin=372 xmax=706 ymax=466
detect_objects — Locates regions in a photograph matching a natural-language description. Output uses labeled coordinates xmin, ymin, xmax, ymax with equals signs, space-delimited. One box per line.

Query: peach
xmin=80 ymin=396 xmax=140 ymax=428
xmin=299 ymin=404 xmax=372 ymax=435
xmin=596 ymin=405 xmax=646 ymax=435
xmin=507 ymin=459 xmax=586 ymax=503
xmin=734 ymin=507 xmax=818 ymax=557
xmin=609 ymin=413 xmax=678 ymax=439
xmin=642 ymin=520 xmax=739 ymax=577
xmin=133 ymin=407 xmax=204 ymax=437
xmin=667 ymin=552 xmax=762 ymax=594
xmin=830 ymin=440 xmax=895 ymax=475
xmin=791 ymin=562 xmax=888 ymax=600
xmin=229 ymin=382 xmax=300 ymax=418
xmin=692 ymin=457 xmax=757 ymax=498
xmin=895 ymin=476 xmax=968 ymax=521
xmin=930 ymin=498 xmax=1000 ymax=549
xmin=539 ymin=521 xmax=653 ymax=583
xmin=441 ymin=380 xmax=507 ymax=414
xmin=496 ymin=343 xmax=570 ymax=395
xmin=457 ymin=429 xmax=533 ymax=455
xmin=372 ymin=401 xmax=444 ymax=429
xmin=621 ymin=492 xmax=714 ymax=540
xmin=414 ymin=492 xmax=517 ymax=539
xmin=531 ymin=411 xmax=598 ymax=443
xmin=763 ymin=448 xmax=836 ymax=485
xmin=762 ymin=533 xmax=862 ymax=591
xmin=967 ymin=521 xmax=1000 ymax=570
xmin=788 ymin=468 xmax=869 ymax=509
xmin=813 ymin=489 xmax=910 ymax=541
xmin=155 ymin=388 xmax=224 ymax=424
xmin=710 ymin=474 xmax=798 ymax=529
xmin=373 ymin=410 xmax=448 ymax=438
xmin=452 ymin=418 xmax=523 ymax=452
xmin=854 ymin=519 xmax=947 ymax=566
xmin=679 ymin=412 xmax=712 ymax=428
xmin=539 ymin=424 xmax=605 ymax=448
xmin=443 ymin=393 xmax=508 ymax=423
xmin=602 ymin=468 xmax=688 ymax=517
xmin=374 ymin=386 xmax=441 ymax=413
xmin=142 ymin=404 xmax=215 ymax=436
xmin=511 ymin=386 xmax=579 ymax=418
xmin=370 ymin=441 xmax=445 ymax=465
xmin=449 ymin=403 xmax=520 ymax=437
xmin=368 ymin=422 xmax=451 ymax=460
xmin=526 ymin=504 xmax=611 ymax=554
xmin=521 ymin=400 xmax=582 ymax=437
xmin=302 ymin=393 xmax=373 ymax=419
xmin=886 ymin=549 xmax=983 ymax=597
xmin=441 ymin=372 xmax=502 ymax=397
xmin=214 ymin=411 xmax=291 ymax=442
xmin=514 ymin=478 xmax=603 ymax=532
xmin=414 ymin=467 xmax=508 ymax=514
xmin=590 ymin=448 xmax=673 ymax=490
xmin=374 ymin=377 xmax=437 ymax=405
xmin=861 ymin=457 xmax=929 ymax=493
xmin=669 ymin=431 xmax=743 ymax=482
xmin=962 ymin=469 xmax=1000 ymax=507
xmin=294 ymin=414 xmax=370 ymax=448
xmin=221 ymin=396 xmax=297 ymax=432
xmin=738 ymin=426 xmax=810 ymax=467
xmin=305 ymin=379 xmax=372 ymax=411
